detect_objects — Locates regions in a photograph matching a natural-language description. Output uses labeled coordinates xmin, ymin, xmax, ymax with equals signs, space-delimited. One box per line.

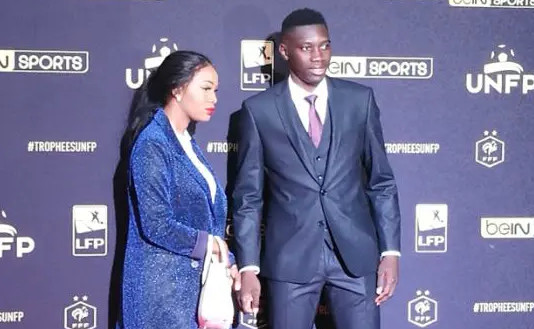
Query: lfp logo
xmin=415 ymin=204 xmax=447 ymax=253
xmin=72 ymin=205 xmax=107 ymax=256
xmin=0 ymin=209 xmax=35 ymax=258
xmin=240 ymin=40 xmax=274 ymax=91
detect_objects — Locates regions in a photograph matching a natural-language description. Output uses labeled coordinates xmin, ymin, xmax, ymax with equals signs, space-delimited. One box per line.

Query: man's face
xmin=279 ymin=24 xmax=331 ymax=91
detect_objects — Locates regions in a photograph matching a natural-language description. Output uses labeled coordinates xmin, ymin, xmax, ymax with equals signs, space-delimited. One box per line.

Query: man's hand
xmin=375 ymin=255 xmax=399 ymax=306
xmin=237 ymin=271 xmax=261 ymax=314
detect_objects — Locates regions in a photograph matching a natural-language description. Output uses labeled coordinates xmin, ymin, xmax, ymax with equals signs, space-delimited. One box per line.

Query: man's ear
xmin=279 ymin=43 xmax=289 ymax=61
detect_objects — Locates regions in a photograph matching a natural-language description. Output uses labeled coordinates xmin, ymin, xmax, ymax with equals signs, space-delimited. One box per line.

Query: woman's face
xmin=176 ymin=64 xmax=219 ymax=122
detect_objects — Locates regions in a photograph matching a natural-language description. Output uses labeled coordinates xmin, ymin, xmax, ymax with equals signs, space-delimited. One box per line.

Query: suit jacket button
xmin=191 ymin=260 xmax=199 ymax=268
xmin=320 ymin=189 xmax=327 ymax=196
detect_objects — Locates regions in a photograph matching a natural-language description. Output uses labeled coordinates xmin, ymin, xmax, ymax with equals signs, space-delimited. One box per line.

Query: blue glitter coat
xmin=120 ymin=109 xmax=229 ymax=329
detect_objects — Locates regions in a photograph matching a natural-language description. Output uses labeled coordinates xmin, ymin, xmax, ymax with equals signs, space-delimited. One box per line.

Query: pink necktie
xmin=305 ymin=95 xmax=322 ymax=147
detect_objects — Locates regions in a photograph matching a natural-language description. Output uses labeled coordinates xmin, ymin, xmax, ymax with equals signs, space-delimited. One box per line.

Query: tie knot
xmin=305 ymin=94 xmax=317 ymax=105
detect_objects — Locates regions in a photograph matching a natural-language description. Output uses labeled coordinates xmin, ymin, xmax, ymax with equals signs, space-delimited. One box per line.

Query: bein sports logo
xmin=415 ymin=204 xmax=447 ymax=253
xmin=125 ymin=37 xmax=178 ymax=89
xmin=475 ymin=130 xmax=505 ymax=168
xmin=72 ymin=205 xmax=107 ymax=257
xmin=449 ymin=0 xmax=534 ymax=8
xmin=64 ymin=295 xmax=97 ymax=329
xmin=408 ymin=290 xmax=438 ymax=328
xmin=466 ymin=44 xmax=534 ymax=94
xmin=327 ymin=56 xmax=433 ymax=79
xmin=0 ymin=49 xmax=88 ymax=74
xmin=240 ymin=40 xmax=274 ymax=91
xmin=481 ymin=217 xmax=534 ymax=239
xmin=0 ymin=209 xmax=35 ymax=258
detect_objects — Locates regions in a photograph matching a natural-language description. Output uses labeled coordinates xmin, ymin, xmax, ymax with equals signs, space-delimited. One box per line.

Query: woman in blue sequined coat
xmin=118 ymin=51 xmax=238 ymax=329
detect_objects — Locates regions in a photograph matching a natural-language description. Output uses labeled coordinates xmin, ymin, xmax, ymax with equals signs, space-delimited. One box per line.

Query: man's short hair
xmin=281 ymin=8 xmax=328 ymax=35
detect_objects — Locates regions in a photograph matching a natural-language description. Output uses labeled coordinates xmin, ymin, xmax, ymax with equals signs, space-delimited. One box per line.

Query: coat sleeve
xmin=231 ymin=103 xmax=264 ymax=269
xmin=130 ymin=138 xmax=209 ymax=259
xmin=362 ymin=89 xmax=401 ymax=253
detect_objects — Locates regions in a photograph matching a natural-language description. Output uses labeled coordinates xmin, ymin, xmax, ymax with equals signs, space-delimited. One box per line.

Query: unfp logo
xmin=475 ymin=130 xmax=505 ymax=168
xmin=415 ymin=204 xmax=447 ymax=253
xmin=0 ymin=209 xmax=35 ymax=258
xmin=466 ymin=44 xmax=534 ymax=94
xmin=72 ymin=205 xmax=107 ymax=256
xmin=64 ymin=295 xmax=97 ymax=329
xmin=240 ymin=40 xmax=274 ymax=91
xmin=0 ymin=49 xmax=88 ymax=73
xmin=125 ymin=37 xmax=178 ymax=89
xmin=408 ymin=290 xmax=438 ymax=328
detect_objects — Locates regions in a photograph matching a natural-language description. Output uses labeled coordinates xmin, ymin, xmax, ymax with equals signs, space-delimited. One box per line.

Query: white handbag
xmin=197 ymin=235 xmax=234 ymax=329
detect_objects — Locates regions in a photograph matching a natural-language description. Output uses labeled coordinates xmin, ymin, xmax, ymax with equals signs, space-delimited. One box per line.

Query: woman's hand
xmin=230 ymin=265 xmax=241 ymax=291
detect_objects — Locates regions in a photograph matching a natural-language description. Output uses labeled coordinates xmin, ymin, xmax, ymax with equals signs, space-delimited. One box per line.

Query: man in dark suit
xmin=232 ymin=8 xmax=401 ymax=329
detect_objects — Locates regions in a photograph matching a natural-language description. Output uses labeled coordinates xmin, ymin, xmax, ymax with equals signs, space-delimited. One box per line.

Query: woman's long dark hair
xmin=124 ymin=50 xmax=212 ymax=153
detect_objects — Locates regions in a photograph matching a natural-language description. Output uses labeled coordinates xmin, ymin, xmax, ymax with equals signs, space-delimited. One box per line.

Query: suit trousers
xmin=266 ymin=241 xmax=379 ymax=329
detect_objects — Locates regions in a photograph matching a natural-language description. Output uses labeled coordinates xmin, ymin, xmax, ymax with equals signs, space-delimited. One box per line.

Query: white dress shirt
xmin=288 ymin=74 xmax=329 ymax=129
xmin=240 ymin=77 xmax=399 ymax=274
xmin=174 ymin=130 xmax=217 ymax=203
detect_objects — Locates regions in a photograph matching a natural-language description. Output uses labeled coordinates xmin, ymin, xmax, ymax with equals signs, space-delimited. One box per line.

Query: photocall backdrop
xmin=1 ymin=0 xmax=533 ymax=329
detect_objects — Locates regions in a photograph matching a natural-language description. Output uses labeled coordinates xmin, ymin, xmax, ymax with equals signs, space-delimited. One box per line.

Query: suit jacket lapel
xmin=275 ymin=80 xmax=319 ymax=183
xmin=323 ymin=78 xmax=344 ymax=185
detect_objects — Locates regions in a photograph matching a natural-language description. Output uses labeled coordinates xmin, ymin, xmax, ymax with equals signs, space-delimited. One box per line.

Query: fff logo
xmin=475 ymin=130 xmax=505 ymax=168
xmin=64 ymin=295 xmax=97 ymax=329
xmin=408 ymin=290 xmax=438 ymax=328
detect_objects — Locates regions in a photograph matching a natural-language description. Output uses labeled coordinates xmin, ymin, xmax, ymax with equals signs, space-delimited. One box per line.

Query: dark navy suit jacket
xmin=232 ymin=77 xmax=401 ymax=283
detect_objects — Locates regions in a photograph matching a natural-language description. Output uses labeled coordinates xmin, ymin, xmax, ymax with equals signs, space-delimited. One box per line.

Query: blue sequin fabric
xmin=119 ymin=109 xmax=228 ymax=329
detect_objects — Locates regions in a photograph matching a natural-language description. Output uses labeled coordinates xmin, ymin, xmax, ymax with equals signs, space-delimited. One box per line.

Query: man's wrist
xmin=239 ymin=265 xmax=260 ymax=275
xmin=381 ymin=250 xmax=401 ymax=259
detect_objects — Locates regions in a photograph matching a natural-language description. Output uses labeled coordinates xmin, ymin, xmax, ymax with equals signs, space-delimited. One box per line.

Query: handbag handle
xmin=201 ymin=235 xmax=229 ymax=284
xmin=212 ymin=236 xmax=229 ymax=265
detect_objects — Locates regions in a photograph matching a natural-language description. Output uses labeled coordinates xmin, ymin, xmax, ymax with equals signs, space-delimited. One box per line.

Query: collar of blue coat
xmin=153 ymin=108 xmax=187 ymax=153
xmin=151 ymin=108 xmax=225 ymax=213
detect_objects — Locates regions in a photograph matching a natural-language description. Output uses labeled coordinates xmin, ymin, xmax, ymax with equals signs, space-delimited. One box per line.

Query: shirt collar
xmin=174 ymin=128 xmax=192 ymax=144
xmin=288 ymin=75 xmax=328 ymax=103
